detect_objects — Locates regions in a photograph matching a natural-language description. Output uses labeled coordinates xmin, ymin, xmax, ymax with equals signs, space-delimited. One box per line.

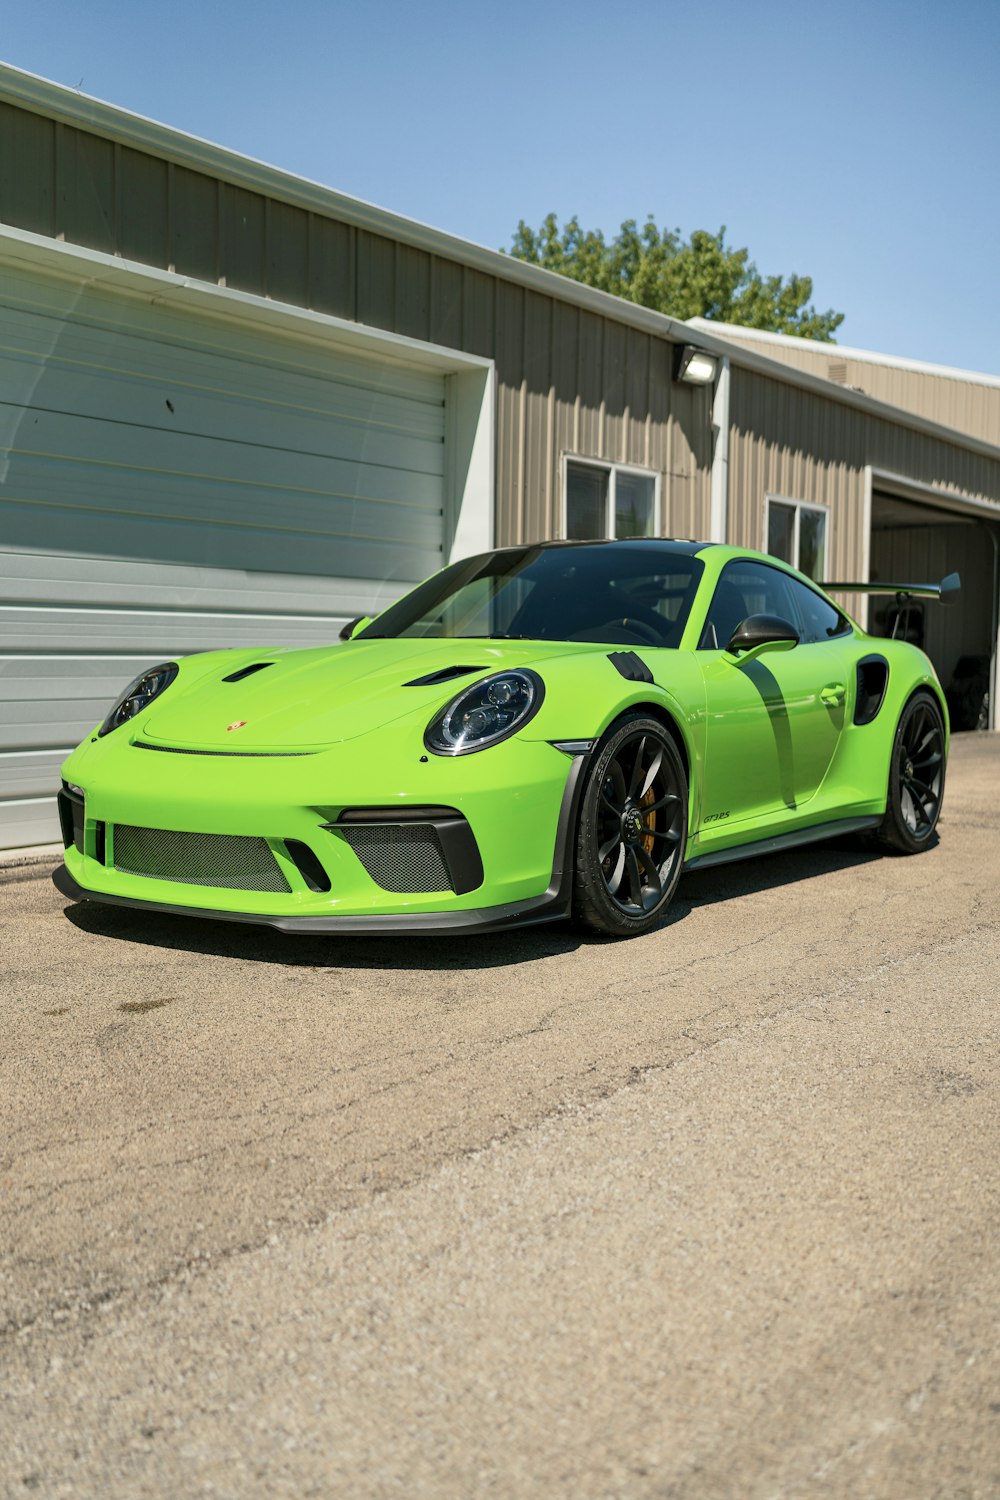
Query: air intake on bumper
xmin=112 ymin=825 xmax=291 ymax=893
xmin=330 ymin=807 xmax=484 ymax=896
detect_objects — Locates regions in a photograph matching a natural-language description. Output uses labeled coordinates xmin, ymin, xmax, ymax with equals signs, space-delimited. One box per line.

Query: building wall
xmin=493 ymin=287 xmax=711 ymax=544
xmin=3 ymin=88 xmax=997 ymax=583
xmin=701 ymin=324 xmax=1000 ymax=447
xmin=0 ymin=99 xmax=713 ymax=548
xmin=729 ymin=367 xmax=1000 ymax=582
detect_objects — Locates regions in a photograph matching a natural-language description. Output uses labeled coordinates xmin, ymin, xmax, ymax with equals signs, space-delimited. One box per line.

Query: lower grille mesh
xmin=341 ymin=824 xmax=452 ymax=893
xmin=113 ymin=825 xmax=291 ymax=893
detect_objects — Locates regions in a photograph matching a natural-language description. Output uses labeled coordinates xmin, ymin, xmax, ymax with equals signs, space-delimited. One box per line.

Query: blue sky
xmin=4 ymin=0 xmax=999 ymax=374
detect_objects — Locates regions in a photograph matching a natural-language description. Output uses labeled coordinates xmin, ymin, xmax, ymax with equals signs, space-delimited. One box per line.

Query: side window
xmin=785 ymin=576 xmax=850 ymax=644
xmin=699 ymin=562 xmax=798 ymax=650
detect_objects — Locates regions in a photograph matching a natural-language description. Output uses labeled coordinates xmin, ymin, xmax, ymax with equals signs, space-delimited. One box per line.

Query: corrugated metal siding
xmin=709 ymin=325 xmax=1000 ymax=447
xmin=702 ymin=330 xmax=843 ymax=384
xmin=862 ymin=367 xmax=1000 ymax=444
xmin=729 ymin=368 xmax=861 ymax=575
xmin=729 ymin=368 xmax=1000 ymax=586
xmin=667 ymin=380 xmax=713 ymax=540
xmin=0 ymin=100 xmax=712 ymax=551
xmin=3 ymin=94 xmax=996 ymax=576
xmin=492 ymin=293 xmax=711 ymax=546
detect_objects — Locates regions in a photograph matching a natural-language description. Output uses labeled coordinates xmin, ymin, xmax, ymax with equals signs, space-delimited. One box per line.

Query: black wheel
xmin=875 ymin=690 xmax=946 ymax=853
xmin=573 ymin=715 xmax=688 ymax=936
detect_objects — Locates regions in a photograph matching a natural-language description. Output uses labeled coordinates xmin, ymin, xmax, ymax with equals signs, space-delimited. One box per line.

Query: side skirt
xmin=683 ymin=815 xmax=881 ymax=872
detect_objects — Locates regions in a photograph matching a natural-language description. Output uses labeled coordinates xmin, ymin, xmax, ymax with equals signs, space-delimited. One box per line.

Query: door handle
xmin=820 ymin=683 xmax=846 ymax=707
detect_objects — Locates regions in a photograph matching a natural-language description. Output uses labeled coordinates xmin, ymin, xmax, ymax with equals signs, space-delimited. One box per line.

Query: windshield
xmin=360 ymin=543 xmax=705 ymax=647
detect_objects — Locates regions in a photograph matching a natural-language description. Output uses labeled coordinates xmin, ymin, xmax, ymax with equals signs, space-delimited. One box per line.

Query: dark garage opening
xmin=867 ymin=491 xmax=999 ymax=731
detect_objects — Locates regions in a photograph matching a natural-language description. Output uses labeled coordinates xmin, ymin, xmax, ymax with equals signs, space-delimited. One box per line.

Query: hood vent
xmin=404 ymin=665 xmax=486 ymax=687
xmin=222 ymin=662 xmax=274 ymax=683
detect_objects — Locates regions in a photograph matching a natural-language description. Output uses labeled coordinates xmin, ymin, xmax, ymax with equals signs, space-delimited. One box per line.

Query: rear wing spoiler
xmin=819 ymin=571 xmax=961 ymax=605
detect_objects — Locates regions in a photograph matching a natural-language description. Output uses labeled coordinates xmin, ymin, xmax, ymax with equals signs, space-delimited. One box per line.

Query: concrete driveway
xmin=2 ymin=734 xmax=998 ymax=1498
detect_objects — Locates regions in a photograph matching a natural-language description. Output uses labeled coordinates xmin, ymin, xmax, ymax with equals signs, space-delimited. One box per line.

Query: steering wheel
xmin=597 ymin=615 xmax=664 ymax=646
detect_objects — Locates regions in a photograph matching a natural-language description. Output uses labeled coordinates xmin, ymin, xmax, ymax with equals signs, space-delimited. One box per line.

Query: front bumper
xmin=55 ymin=730 xmax=587 ymax=933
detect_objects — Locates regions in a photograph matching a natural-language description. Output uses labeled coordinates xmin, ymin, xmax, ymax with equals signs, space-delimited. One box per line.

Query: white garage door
xmin=0 ymin=256 xmax=448 ymax=849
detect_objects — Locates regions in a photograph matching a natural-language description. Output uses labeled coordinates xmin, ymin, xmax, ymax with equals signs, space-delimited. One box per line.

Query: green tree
xmin=505 ymin=215 xmax=844 ymax=341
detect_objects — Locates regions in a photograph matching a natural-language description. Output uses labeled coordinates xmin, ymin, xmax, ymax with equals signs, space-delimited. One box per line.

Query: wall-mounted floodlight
xmin=674 ymin=344 xmax=720 ymax=385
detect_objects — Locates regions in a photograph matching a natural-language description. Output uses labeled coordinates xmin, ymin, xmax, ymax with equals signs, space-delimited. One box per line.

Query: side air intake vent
xmin=112 ymin=825 xmax=291 ymax=892
xmin=284 ymin=839 xmax=331 ymax=893
xmin=855 ymin=655 xmax=889 ymax=726
xmin=58 ymin=784 xmax=85 ymax=853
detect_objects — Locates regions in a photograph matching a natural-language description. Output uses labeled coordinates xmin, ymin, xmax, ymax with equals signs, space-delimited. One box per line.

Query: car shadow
xmin=57 ymin=834 xmax=889 ymax=972
xmin=61 ymin=899 xmax=586 ymax=972
xmin=675 ymin=833 xmax=888 ymax=914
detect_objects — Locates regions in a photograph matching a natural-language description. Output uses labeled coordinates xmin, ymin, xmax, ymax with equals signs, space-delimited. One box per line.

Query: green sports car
xmin=53 ymin=540 xmax=954 ymax=939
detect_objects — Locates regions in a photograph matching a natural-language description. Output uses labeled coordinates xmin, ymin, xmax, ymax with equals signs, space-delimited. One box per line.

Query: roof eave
xmin=689 ymin=317 xmax=1000 ymax=392
xmin=0 ymin=61 xmax=709 ymax=347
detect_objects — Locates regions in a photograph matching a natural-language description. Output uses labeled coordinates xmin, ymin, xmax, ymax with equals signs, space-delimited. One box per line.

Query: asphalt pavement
xmin=2 ymin=733 xmax=998 ymax=1499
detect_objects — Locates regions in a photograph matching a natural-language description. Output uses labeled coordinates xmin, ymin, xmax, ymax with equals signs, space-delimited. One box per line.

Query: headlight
xmin=425 ymin=670 xmax=544 ymax=755
xmin=98 ymin=662 xmax=179 ymax=737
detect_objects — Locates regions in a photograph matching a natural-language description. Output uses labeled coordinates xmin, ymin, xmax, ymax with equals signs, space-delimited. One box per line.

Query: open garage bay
xmin=2 ymin=735 xmax=999 ymax=1499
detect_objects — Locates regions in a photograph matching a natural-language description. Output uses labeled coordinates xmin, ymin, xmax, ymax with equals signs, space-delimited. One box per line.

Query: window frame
xmin=763 ymin=493 xmax=831 ymax=580
xmin=698 ymin=556 xmax=850 ymax=651
xmin=561 ymin=454 xmax=662 ymax=541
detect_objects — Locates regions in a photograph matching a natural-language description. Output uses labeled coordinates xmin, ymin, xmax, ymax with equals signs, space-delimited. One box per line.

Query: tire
xmin=573 ymin=715 xmax=688 ymax=937
xmin=875 ymin=689 xmax=946 ymax=853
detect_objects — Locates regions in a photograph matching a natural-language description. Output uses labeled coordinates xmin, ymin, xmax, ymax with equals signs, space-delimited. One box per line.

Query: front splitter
xmin=51 ymin=863 xmax=570 ymax=936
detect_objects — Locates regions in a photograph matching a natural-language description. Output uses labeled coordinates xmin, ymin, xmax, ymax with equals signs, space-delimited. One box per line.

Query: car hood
xmin=140 ymin=638 xmax=603 ymax=750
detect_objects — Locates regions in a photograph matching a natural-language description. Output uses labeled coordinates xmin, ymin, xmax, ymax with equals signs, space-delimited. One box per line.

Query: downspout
xmin=709 ymin=356 xmax=730 ymax=543
xmin=990 ymin=525 xmax=999 ymax=731
xmin=860 ymin=465 xmax=873 ymax=632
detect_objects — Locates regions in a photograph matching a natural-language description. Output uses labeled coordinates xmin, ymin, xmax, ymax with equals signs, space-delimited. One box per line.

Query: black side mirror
xmin=339 ymin=616 xmax=364 ymax=641
xmin=726 ymin=614 xmax=799 ymax=656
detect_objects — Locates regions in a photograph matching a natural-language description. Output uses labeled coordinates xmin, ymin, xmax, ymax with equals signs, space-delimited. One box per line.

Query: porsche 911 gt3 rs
xmin=53 ymin=540 xmax=954 ymax=938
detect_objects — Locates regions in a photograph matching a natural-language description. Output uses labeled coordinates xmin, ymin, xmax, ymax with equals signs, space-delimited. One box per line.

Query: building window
xmin=565 ymin=459 xmax=659 ymax=540
xmin=765 ymin=496 xmax=828 ymax=580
